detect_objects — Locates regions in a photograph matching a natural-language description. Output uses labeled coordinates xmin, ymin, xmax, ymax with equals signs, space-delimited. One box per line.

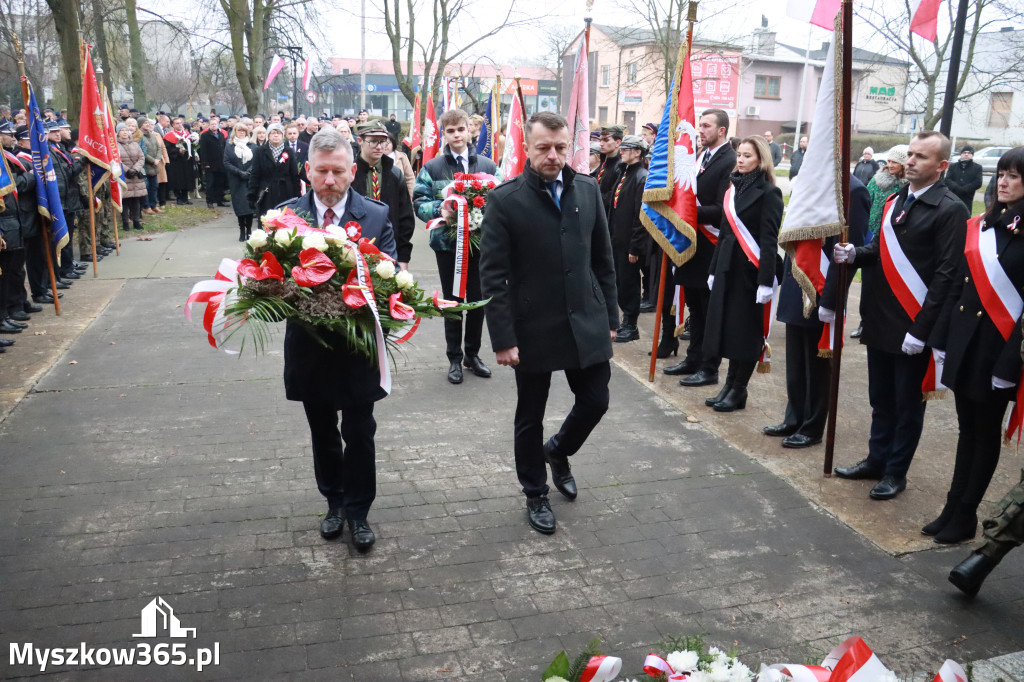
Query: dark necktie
xmin=545 ymin=180 xmax=561 ymax=209
xmin=700 ymin=149 xmax=712 ymax=172
xmin=903 ymin=192 xmax=916 ymax=213
xmin=322 ymin=207 xmax=335 ymax=229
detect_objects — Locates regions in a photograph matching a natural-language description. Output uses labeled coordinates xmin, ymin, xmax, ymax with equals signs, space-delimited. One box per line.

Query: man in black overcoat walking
xmin=480 ymin=112 xmax=618 ymax=535
xmin=277 ymin=126 xmax=397 ymax=550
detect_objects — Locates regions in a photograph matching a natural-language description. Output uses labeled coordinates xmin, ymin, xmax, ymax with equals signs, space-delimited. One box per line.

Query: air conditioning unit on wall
xmin=745 ymin=105 xmax=760 ymax=116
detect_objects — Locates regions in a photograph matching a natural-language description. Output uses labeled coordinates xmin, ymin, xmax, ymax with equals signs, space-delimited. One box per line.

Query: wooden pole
xmin=87 ymin=174 xmax=98 ymax=277
xmin=823 ymin=0 xmax=853 ymax=476
xmin=99 ymin=82 xmax=120 ymax=255
xmin=12 ymin=32 xmax=61 ymax=316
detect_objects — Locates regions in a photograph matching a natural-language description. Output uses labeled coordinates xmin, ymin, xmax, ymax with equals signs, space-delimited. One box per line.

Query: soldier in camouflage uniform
xmin=76 ymin=170 xmax=116 ymax=262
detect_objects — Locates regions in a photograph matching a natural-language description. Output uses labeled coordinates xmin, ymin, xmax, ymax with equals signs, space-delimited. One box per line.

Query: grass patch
xmin=137 ymin=203 xmax=220 ymax=234
xmin=775 ymin=167 xmax=790 ymax=177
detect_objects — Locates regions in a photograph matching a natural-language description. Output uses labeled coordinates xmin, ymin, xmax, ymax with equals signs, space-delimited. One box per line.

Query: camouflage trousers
xmin=980 ymin=466 xmax=1024 ymax=559
xmin=76 ymin=189 xmax=116 ymax=254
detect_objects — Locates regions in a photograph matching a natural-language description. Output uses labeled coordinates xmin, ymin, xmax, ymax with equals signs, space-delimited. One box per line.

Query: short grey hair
xmin=308 ymin=126 xmax=352 ymax=164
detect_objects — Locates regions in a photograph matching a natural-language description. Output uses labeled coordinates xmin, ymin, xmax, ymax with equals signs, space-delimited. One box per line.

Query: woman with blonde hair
xmin=223 ymin=122 xmax=259 ymax=241
xmin=703 ymin=135 xmax=784 ymax=412
xmin=252 ymin=125 xmax=268 ymax=147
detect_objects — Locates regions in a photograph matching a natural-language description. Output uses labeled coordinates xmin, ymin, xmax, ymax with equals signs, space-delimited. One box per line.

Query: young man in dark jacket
xmin=352 ymin=121 xmax=415 ymax=268
xmin=606 ymin=135 xmax=649 ymax=342
xmin=944 ymin=145 xmax=983 ymax=211
xmin=413 ymin=108 xmax=500 ymax=384
xmin=198 ymin=116 xmax=228 ymax=207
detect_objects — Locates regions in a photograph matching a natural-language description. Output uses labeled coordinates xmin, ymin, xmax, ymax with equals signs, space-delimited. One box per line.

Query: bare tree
xmin=125 ymin=0 xmax=147 ymax=110
xmin=0 ymin=0 xmax=58 ymax=93
xmin=857 ymin=0 xmax=1024 ymax=129
xmin=544 ymin=24 xmax=578 ymax=85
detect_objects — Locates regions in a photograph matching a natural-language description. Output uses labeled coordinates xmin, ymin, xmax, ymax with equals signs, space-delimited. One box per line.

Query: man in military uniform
xmin=606 ymin=135 xmax=649 ymax=343
xmin=592 ymin=124 xmax=624 ymax=213
xmin=949 ymin=469 xmax=1024 ymax=596
xmin=0 ymin=120 xmax=37 ymax=335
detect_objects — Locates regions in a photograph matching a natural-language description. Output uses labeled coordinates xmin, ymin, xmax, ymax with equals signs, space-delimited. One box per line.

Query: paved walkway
xmin=0 ymin=215 xmax=1021 ymax=681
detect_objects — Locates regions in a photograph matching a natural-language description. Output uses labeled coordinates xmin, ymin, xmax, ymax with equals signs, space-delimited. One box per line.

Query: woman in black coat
xmin=223 ymin=122 xmax=258 ymax=241
xmin=927 ymin=146 xmax=1024 ymax=544
xmin=246 ymin=123 xmax=301 ymax=218
xmin=703 ymin=136 xmax=784 ymax=412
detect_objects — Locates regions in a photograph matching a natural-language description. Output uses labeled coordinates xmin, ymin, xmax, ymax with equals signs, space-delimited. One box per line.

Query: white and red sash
xmin=724 ymin=185 xmax=778 ymax=369
xmin=694 ymin=197 xmax=719 ymax=245
xmin=672 ymin=285 xmax=685 ymax=337
xmin=3 ymin=149 xmax=25 ymax=172
xmin=816 ymin=249 xmax=845 ymax=357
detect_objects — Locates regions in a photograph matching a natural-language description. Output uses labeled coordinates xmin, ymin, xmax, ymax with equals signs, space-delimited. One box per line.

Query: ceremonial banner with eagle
xmin=640 ymin=34 xmax=699 ymax=266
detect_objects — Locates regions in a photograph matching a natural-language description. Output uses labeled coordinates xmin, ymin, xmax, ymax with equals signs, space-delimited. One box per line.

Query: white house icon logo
xmin=133 ymin=597 xmax=197 ymax=638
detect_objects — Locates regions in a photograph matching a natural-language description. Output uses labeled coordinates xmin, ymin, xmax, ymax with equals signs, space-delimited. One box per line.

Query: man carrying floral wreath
xmin=278 ymin=126 xmax=397 ymax=550
xmin=480 ymin=111 xmax=619 ymax=535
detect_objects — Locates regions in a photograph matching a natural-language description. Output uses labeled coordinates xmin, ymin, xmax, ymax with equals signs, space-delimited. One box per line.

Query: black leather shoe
xmin=33 ymin=294 xmax=56 ymax=304
xmin=80 ymin=254 xmax=103 ymax=262
xmin=4 ymin=319 xmax=27 ymax=329
xmin=834 ymin=459 xmax=883 ymax=480
xmin=922 ymin=498 xmax=957 ymax=536
xmin=664 ymin=359 xmax=699 ymax=376
xmin=544 ymin=441 xmax=577 ymax=501
xmin=74 ymin=262 xmax=88 ymax=271
xmin=649 ymin=338 xmax=679 ymax=358
xmin=934 ymin=509 xmax=977 ymax=544
xmin=319 ymin=508 xmax=344 ymax=540
xmin=526 ymin=495 xmax=556 ymax=534
xmin=0 ymin=338 xmax=14 ymax=347
xmin=869 ymin=475 xmax=907 ymax=500
xmin=949 ymin=551 xmax=999 ymax=597
xmin=613 ymin=324 xmax=639 ymax=342
xmin=464 ymin=355 xmax=492 ymax=378
xmin=447 ymin=361 xmax=464 ymax=384
xmin=639 ymin=300 xmax=656 ymax=313
xmin=705 ymin=383 xmax=732 ymax=407
xmin=8 ymin=310 xmax=30 ymax=322
xmin=680 ymin=369 xmax=718 ymax=387
xmin=54 ymin=280 xmax=71 ymax=290
xmin=713 ymin=386 xmax=747 ymax=412
xmin=23 ymin=302 xmax=42 ymax=313
xmin=0 ymin=320 xmax=24 ymax=334
xmin=782 ymin=433 xmax=822 ymax=448
xmin=349 ymin=519 xmax=376 ymax=551
xmin=850 ymin=325 xmax=863 ymax=338
xmin=763 ymin=422 xmax=798 ymax=437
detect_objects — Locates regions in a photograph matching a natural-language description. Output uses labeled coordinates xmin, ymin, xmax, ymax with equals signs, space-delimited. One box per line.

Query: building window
xmin=754 ymin=75 xmax=781 ymax=99
xmin=598 ymin=106 xmax=608 ymax=124
xmin=600 ymin=65 xmax=610 ymax=87
xmin=625 ymin=62 xmax=638 ymax=85
xmin=988 ymin=92 xmax=1013 ymax=128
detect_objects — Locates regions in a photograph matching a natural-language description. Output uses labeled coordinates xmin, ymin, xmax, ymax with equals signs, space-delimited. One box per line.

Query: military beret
xmin=600 ymin=124 xmax=626 ymax=138
xmin=619 ymin=135 xmax=649 ymax=153
xmin=356 ymin=120 xmax=389 ymax=138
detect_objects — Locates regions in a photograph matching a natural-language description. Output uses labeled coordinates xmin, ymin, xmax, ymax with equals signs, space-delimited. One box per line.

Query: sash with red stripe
xmin=723 ymin=185 xmax=778 ymax=371
xmin=816 ymin=248 xmax=845 ymax=357
xmin=4 ymin=149 xmax=26 ymax=172
xmin=878 ymin=194 xmax=947 ymax=399
xmin=672 ymin=285 xmax=685 ymax=337
xmin=693 ymin=197 xmax=719 ymax=245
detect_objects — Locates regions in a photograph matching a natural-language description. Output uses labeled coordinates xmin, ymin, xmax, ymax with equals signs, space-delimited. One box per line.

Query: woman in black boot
xmin=223 ymin=122 xmax=258 ymax=242
xmin=926 ymin=146 xmax=1024 ymax=545
xmin=703 ymin=136 xmax=783 ymax=412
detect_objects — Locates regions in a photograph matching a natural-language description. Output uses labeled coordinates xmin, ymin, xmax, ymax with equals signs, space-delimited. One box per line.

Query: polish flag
xmin=910 ymin=0 xmax=942 ymax=42
xmin=409 ymin=90 xmax=422 ymax=153
xmin=564 ymin=35 xmax=590 ymax=175
xmin=786 ymin=0 xmax=840 ymax=30
xmin=301 ymin=59 xmax=312 ymax=91
xmin=421 ymin=96 xmax=440 ymax=164
xmin=499 ymin=89 xmax=526 ymax=179
xmin=263 ymin=55 xmax=285 ymax=90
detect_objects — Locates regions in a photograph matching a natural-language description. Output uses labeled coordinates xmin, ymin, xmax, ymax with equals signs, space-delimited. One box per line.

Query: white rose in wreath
xmin=395 ymin=270 xmax=414 ymax=289
xmin=273 ymin=229 xmax=293 ymax=246
xmin=246 ymin=229 xmax=268 ymax=248
xmin=667 ymin=650 xmax=699 ymax=673
xmin=302 ymin=233 xmax=328 ymax=252
xmin=375 ymin=260 xmax=396 ymax=279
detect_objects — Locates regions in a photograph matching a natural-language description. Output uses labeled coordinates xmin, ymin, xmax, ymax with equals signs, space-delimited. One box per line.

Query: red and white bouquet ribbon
xmin=185 ymin=258 xmax=242 ymax=352
xmin=580 ymin=655 xmax=622 ymax=682
xmin=762 ymin=636 xmax=966 ymax=682
xmin=426 ymin=193 xmax=471 ymax=298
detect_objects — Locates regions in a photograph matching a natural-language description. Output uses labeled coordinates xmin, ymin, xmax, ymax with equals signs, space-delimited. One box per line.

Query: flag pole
xmin=649 ymin=1 xmax=697 ymax=382
xmin=12 ymin=32 xmax=61 ymax=316
xmin=100 ymin=82 xmax=121 ymax=255
xmin=823 ymin=0 xmax=853 ymax=476
xmin=80 ymin=40 xmax=99 ymax=277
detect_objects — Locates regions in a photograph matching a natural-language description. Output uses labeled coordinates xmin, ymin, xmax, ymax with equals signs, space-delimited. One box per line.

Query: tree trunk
xmin=90 ymin=0 xmax=114 ymax=99
xmin=124 ymin=0 xmax=147 ymax=111
xmin=44 ymin=0 xmax=82 ymax=127
xmin=221 ymin=0 xmax=263 ymax=115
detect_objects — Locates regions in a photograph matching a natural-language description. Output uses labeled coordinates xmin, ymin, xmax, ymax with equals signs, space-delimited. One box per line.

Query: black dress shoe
xmin=0 ymin=338 xmax=14 ymax=347
xmin=319 ymin=508 xmax=344 ymax=540
xmin=61 ymin=271 xmax=81 ymax=280
xmin=833 ymin=459 xmax=883 ymax=480
xmin=526 ymin=495 xmax=556 ymax=534
xmin=54 ymin=280 xmax=71 ymax=290
xmin=850 ymin=325 xmax=863 ymax=338
xmin=613 ymin=324 xmax=639 ymax=342
xmin=8 ymin=310 xmax=30 ymax=322
xmin=464 ymin=355 xmax=492 ymax=378
xmin=649 ymin=338 xmax=679 ymax=358
xmin=0 ymin=320 xmax=23 ymax=334
xmin=949 ymin=551 xmax=999 ymax=597
xmin=348 ymin=519 xmax=376 ymax=550
xmin=934 ymin=509 xmax=977 ymax=544
xmin=33 ymin=294 xmax=55 ymax=304
xmin=781 ymin=433 xmax=822 ymax=448
xmin=705 ymin=383 xmax=732 ymax=407
xmin=680 ymin=369 xmax=718 ymax=387
xmin=74 ymin=262 xmax=88 ymax=271
xmin=664 ymin=359 xmax=699 ymax=376
xmin=763 ymin=422 xmax=798 ymax=437
xmin=869 ymin=475 xmax=907 ymax=500
xmin=639 ymin=300 xmax=656 ymax=313
xmin=447 ymin=361 xmax=464 ymax=384
xmin=80 ymin=254 xmax=103 ymax=262
xmin=713 ymin=386 xmax=747 ymax=412
xmin=4 ymin=319 xmax=27 ymax=329
xmin=544 ymin=441 xmax=577 ymax=501
xmin=23 ymin=302 xmax=42 ymax=313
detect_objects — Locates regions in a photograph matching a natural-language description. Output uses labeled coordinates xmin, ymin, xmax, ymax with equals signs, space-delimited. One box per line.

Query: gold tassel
xmin=674 ymin=323 xmax=686 ymax=338
xmin=922 ymin=390 xmax=947 ymax=402
xmin=757 ymin=342 xmax=772 ymax=373
xmin=817 ymin=349 xmax=833 ymax=359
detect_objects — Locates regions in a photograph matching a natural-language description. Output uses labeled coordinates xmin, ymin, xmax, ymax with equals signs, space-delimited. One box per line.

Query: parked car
xmin=972 ymin=146 xmax=1011 ymax=174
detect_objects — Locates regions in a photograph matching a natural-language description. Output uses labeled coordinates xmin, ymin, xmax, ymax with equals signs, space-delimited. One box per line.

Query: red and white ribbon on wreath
xmin=425 ymin=193 xmax=471 ymax=298
xmin=184 ymin=258 xmax=241 ymax=351
xmin=768 ymin=636 xmax=890 ymax=682
xmin=933 ymin=660 xmax=967 ymax=682
xmin=352 ymin=248 xmax=392 ymax=395
xmin=724 ymin=186 xmax=778 ymax=369
xmin=579 ymin=655 xmax=622 ymax=682
xmin=642 ymin=654 xmax=689 ymax=681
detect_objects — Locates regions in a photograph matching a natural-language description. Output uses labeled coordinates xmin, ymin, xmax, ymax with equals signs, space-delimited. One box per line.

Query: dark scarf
xmin=729 ymin=169 xmax=760 ymax=196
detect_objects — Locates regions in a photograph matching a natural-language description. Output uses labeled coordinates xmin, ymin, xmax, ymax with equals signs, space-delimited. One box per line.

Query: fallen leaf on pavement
xmin=68 ymin=360 xmax=77 ymax=364
xmin=136 ymin=237 xmax=153 ymax=241
xmin=33 ymin=330 xmax=47 ymax=336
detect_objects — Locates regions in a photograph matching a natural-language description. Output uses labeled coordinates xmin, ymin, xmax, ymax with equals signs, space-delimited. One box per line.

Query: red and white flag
xmin=499 ymin=90 xmax=526 ymax=179
xmin=909 ymin=0 xmax=942 ymax=41
xmin=786 ymin=0 xmax=841 ymax=30
xmin=264 ymin=55 xmax=285 ymax=90
xmin=301 ymin=59 xmax=312 ymax=91
xmin=421 ymin=95 xmax=440 ymax=164
xmin=564 ymin=34 xmax=590 ymax=174
xmin=408 ymin=89 xmax=422 ymax=153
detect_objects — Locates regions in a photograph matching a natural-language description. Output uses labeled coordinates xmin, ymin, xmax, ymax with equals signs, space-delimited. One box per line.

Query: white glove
xmin=833 ymin=243 xmax=856 ymax=264
xmin=818 ymin=307 xmax=836 ymax=324
xmin=707 ymin=275 xmax=714 ymax=290
xmin=993 ymin=376 xmax=1016 ymax=390
xmin=901 ymin=332 xmax=925 ymax=355
xmin=934 ymin=349 xmax=945 ymax=363
xmin=755 ymin=285 xmax=773 ymax=304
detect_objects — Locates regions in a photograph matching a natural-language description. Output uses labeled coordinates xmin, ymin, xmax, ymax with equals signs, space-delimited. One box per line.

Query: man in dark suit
xmin=277 ymin=126 xmax=397 ymax=550
xmin=944 ymin=145 xmax=983 ymax=211
xmin=592 ymin=124 xmax=624 ymax=213
xmin=763 ymin=174 xmax=870 ymax=448
xmin=352 ymin=120 xmax=415 ymax=269
xmin=607 ymin=135 xmax=649 ymax=343
xmin=285 ymin=122 xmax=309 ymax=179
xmin=664 ymin=108 xmax=736 ymax=386
xmin=198 ymin=115 xmax=228 ymax=207
xmin=480 ymin=111 xmax=618 ymax=535
xmin=833 ymin=130 xmax=969 ymax=500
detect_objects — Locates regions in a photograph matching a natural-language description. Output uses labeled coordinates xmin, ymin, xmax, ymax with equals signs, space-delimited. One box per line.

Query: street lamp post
xmin=280 ymin=45 xmax=303 ymax=116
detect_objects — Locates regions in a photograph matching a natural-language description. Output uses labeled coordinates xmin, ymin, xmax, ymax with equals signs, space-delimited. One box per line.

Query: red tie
xmin=323 ymin=207 xmax=335 ymax=229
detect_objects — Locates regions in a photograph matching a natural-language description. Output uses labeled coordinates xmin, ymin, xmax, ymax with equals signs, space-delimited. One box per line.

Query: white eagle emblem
xmin=423 ymin=119 xmax=437 ymax=150
xmin=673 ymin=119 xmax=698 ymax=193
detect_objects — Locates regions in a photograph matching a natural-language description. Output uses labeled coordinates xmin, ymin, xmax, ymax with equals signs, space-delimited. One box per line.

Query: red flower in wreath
xmin=432 ymin=290 xmax=458 ymax=309
xmin=291 ymin=248 xmax=337 ymax=287
xmin=342 ymin=268 xmax=369 ymax=308
xmin=388 ymin=292 xmax=416 ymax=320
xmin=472 ymin=196 xmax=486 ymax=208
xmin=470 ymin=179 xmax=483 ymax=190
xmin=453 ymin=181 xmax=466 ymax=192
xmin=237 ymin=251 xmax=285 ymax=281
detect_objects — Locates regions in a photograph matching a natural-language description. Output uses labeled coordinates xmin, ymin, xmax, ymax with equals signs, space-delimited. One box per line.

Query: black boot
xmin=949 ymin=550 xmax=1000 ymax=597
xmin=713 ymin=386 xmax=748 ymax=412
xmin=934 ymin=507 xmax=978 ymax=544
xmin=921 ymin=494 xmax=958 ymax=536
xmin=705 ymin=382 xmax=732 ymax=407
xmin=239 ymin=227 xmax=247 ymax=242
xmin=649 ymin=325 xmax=679 ymax=358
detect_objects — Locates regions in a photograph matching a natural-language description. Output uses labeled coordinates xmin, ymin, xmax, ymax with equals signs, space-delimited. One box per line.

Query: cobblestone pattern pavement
xmin=0 ymin=224 xmax=1021 ymax=680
